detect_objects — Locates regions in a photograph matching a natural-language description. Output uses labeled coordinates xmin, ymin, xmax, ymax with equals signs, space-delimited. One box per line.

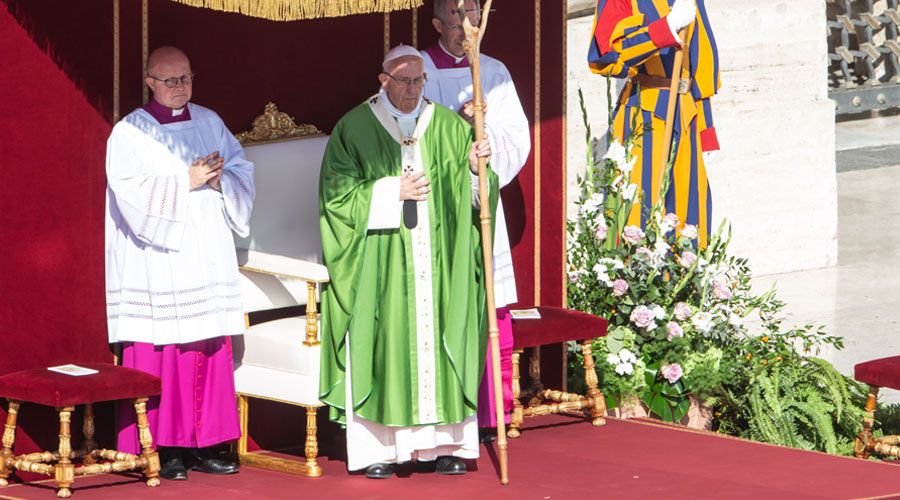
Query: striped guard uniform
xmin=588 ymin=0 xmax=720 ymax=246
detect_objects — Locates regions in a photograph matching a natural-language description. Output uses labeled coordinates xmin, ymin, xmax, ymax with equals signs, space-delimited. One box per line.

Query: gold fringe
xmin=168 ymin=0 xmax=423 ymax=21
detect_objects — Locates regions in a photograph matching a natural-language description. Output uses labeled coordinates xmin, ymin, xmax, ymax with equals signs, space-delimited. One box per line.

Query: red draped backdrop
xmin=1 ymin=0 xmax=565 ymax=458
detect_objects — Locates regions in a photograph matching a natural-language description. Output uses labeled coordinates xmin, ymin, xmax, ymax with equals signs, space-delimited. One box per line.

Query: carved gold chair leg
xmin=872 ymin=436 xmax=900 ymax=458
xmin=581 ymin=341 xmax=607 ymax=426
xmin=304 ymin=407 xmax=322 ymax=477
xmin=507 ymin=350 xmax=523 ymax=439
xmin=237 ymin=395 xmax=250 ymax=456
xmin=133 ymin=398 xmax=160 ymax=487
xmin=522 ymin=392 xmax=590 ymax=418
xmin=80 ymin=404 xmax=97 ymax=465
xmin=852 ymin=385 xmax=900 ymax=460
xmin=526 ymin=347 xmax=544 ymax=407
xmin=55 ymin=407 xmax=75 ymax=498
xmin=854 ymin=385 xmax=879 ymax=459
xmin=0 ymin=399 xmax=20 ymax=487
xmin=236 ymin=395 xmax=323 ymax=477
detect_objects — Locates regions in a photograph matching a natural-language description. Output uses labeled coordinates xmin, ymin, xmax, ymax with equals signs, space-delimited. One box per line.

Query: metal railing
xmin=827 ymin=0 xmax=900 ymax=114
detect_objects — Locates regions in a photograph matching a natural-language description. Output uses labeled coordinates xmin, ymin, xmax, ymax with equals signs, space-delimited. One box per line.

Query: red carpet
xmin=2 ymin=415 xmax=900 ymax=499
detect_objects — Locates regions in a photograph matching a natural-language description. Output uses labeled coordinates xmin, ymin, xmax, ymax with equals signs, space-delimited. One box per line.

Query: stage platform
xmin=2 ymin=415 xmax=899 ymax=500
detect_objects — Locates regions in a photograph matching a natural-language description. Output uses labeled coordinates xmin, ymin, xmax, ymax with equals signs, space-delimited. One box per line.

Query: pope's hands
xmin=667 ymin=0 xmax=696 ymax=33
xmin=468 ymin=139 xmax=492 ymax=174
xmin=400 ymin=171 xmax=430 ymax=201
xmin=459 ymin=99 xmax=487 ymax=126
xmin=189 ymin=151 xmax=224 ymax=191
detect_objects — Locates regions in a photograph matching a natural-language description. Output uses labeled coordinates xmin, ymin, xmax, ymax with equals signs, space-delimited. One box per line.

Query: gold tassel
xmin=168 ymin=0 xmax=423 ymax=21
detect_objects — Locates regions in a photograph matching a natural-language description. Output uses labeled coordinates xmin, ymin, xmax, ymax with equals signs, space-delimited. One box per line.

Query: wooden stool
xmin=0 ymin=363 xmax=161 ymax=497
xmin=853 ymin=355 xmax=900 ymax=459
xmin=507 ymin=306 xmax=608 ymax=438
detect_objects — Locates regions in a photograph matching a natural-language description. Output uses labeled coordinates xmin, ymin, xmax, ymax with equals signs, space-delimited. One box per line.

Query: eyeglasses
xmin=440 ymin=19 xmax=466 ymax=31
xmin=148 ymin=73 xmax=194 ymax=88
xmin=440 ymin=7 xmax=488 ymax=30
xmin=382 ymin=72 xmax=428 ymax=88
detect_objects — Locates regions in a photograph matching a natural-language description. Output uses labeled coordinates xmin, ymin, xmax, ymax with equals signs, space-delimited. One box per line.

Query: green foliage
xmin=875 ymin=403 xmax=900 ymax=438
xmin=566 ymin=85 xmax=872 ymax=456
xmin=716 ymin=358 xmax=865 ymax=454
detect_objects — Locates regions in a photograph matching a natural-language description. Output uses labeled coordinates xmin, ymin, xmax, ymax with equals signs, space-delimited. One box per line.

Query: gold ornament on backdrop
xmin=169 ymin=0 xmax=422 ymax=21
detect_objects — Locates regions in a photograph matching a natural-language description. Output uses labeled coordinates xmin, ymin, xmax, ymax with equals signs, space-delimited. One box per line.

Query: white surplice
xmin=105 ymin=104 xmax=255 ymax=346
xmin=422 ymin=46 xmax=531 ymax=308
xmin=345 ymin=90 xmax=479 ymax=471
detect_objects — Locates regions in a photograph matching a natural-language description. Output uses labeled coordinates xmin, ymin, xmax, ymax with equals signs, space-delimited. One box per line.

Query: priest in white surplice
xmin=423 ymin=0 xmax=531 ymax=431
xmin=105 ymin=47 xmax=254 ymax=481
xmin=319 ymin=45 xmax=497 ymax=479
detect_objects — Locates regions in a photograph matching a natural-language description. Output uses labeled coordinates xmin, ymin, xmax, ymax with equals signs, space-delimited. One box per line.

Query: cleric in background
xmin=105 ymin=46 xmax=254 ymax=481
xmin=422 ymin=0 xmax=531 ymax=434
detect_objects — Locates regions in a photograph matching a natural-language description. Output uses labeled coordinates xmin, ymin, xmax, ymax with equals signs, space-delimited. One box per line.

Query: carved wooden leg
xmin=855 ymin=385 xmax=879 ymax=459
xmin=526 ymin=346 xmax=544 ymax=407
xmin=873 ymin=437 xmax=900 ymax=458
xmin=237 ymin=395 xmax=249 ymax=456
xmin=134 ymin=399 xmax=160 ymax=487
xmin=581 ymin=341 xmax=607 ymax=427
xmin=55 ymin=407 xmax=75 ymax=498
xmin=305 ymin=407 xmax=322 ymax=477
xmin=81 ymin=404 xmax=97 ymax=465
xmin=0 ymin=400 xmax=20 ymax=487
xmin=507 ymin=349 xmax=523 ymax=438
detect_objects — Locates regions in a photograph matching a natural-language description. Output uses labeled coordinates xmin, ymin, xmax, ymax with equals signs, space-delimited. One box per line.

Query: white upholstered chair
xmin=231 ymin=105 xmax=329 ymax=477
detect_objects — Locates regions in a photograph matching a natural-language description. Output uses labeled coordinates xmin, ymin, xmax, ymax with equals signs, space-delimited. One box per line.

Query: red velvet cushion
xmin=512 ymin=306 xmax=608 ymax=350
xmin=0 ymin=363 xmax=161 ymax=407
xmin=855 ymin=356 xmax=900 ymax=390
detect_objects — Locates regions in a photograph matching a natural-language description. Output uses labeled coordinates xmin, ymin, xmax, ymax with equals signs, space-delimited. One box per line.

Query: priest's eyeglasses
xmin=442 ymin=7 xmax=492 ymax=30
xmin=382 ymin=73 xmax=428 ymax=88
xmin=149 ymin=73 xmax=195 ymax=88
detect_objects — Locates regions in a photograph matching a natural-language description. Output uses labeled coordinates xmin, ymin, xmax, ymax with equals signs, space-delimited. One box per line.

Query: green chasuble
xmin=319 ymin=95 xmax=499 ymax=427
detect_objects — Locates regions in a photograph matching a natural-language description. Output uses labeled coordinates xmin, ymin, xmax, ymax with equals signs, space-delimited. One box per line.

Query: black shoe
xmin=158 ymin=448 xmax=188 ymax=481
xmin=365 ymin=463 xmax=395 ymax=479
xmin=435 ymin=456 xmax=467 ymax=475
xmin=184 ymin=447 xmax=240 ymax=475
xmin=479 ymin=427 xmax=497 ymax=443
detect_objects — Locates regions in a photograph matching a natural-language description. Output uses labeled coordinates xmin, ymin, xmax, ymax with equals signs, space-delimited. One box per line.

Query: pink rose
xmin=666 ymin=321 xmax=684 ymax=341
xmin=612 ymin=279 xmax=629 ymax=297
xmin=636 ymin=246 xmax=654 ymax=259
xmin=713 ymin=277 xmax=733 ymax=300
xmin=664 ymin=213 xmax=680 ymax=229
xmin=681 ymin=225 xmax=698 ymax=239
xmin=622 ymin=225 xmax=645 ymax=244
xmin=679 ymin=251 xmax=696 ymax=268
xmin=674 ymin=302 xmax=691 ymax=321
xmin=629 ymin=305 xmax=656 ymax=329
xmin=661 ymin=363 xmax=684 ymax=384
xmin=595 ymin=223 xmax=608 ymax=241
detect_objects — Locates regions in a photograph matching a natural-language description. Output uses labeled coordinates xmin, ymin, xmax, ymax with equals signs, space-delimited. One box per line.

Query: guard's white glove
xmin=667 ymin=0 xmax=696 ymax=35
xmin=702 ymin=150 xmax=718 ymax=166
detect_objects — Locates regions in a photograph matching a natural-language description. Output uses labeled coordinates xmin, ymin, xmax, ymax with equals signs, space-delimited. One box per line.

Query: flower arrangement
xmin=567 ymin=90 xmax=866 ymax=454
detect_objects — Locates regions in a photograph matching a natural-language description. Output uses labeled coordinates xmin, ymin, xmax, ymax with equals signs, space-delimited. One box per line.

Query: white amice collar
xmin=378 ymin=88 xmax=423 ymax=120
xmin=172 ymin=106 xmax=185 ymax=116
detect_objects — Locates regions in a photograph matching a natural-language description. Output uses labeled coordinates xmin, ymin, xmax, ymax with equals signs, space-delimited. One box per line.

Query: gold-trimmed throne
xmin=232 ymin=103 xmax=329 ymax=477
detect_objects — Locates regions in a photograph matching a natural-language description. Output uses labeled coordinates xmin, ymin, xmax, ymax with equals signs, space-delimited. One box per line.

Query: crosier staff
xmin=455 ymin=0 xmax=509 ymax=486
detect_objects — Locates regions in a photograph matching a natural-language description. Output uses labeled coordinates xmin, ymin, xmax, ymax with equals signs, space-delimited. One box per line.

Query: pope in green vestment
xmin=318 ymin=48 xmax=500 ymax=480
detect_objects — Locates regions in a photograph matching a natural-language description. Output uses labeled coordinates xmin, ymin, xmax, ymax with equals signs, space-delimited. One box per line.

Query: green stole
xmin=318 ymin=95 xmax=499 ymax=427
